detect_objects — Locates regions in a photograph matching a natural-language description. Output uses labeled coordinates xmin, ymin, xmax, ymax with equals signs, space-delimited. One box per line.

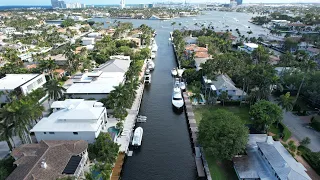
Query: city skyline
xmin=1 ymin=0 xmax=320 ymax=6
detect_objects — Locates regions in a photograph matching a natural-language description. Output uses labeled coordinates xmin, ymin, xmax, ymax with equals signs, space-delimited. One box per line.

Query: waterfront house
xmin=30 ymin=99 xmax=107 ymax=143
xmin=0 ymin=74 xmax=46 ymax=103
xmin=7 ymin=140 xmax=88 ymax=180
xmin=238 ymin=43 xmax=258 ymax=54
xmin=233 ymin=134 xmax=311 ymax=180
xmin=81 ymin=37 xmax=95 ymax=46
xmin=185 ymin=44 xmax=211 ymax=70
xmin=45 ymin=54 xmax=68 ymax=66
xmin=306 ymin=47 xmax=320 ymax=57
xmin=204 ymin=74 xmax=246 ymax=101
xmin=184 ymin=35 xmax=198 ymax=45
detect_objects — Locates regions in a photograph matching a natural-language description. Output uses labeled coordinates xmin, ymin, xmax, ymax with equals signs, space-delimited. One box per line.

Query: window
xmin=226 ymin=90 xmax=228 ymax=92
xmin=73 ymin=132 xmax=78 ymax=135
xmin=43 ymin=132 xmax=46 ymax=134
xmin=49 ymin=132 xmax=55 ymax=134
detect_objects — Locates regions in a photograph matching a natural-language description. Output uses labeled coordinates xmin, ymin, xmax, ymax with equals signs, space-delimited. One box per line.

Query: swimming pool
xmin=108 ymin=126 xmax=120 ymax=141
xmin=192 ymin=94 xmax=206 ymax=105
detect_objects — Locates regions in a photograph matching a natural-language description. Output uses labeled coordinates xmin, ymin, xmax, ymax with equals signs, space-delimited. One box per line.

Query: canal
xmin=121 ymin=28 xmax=197 ymax=180
xmin=91 ymin=11 xmax=269 ymax=179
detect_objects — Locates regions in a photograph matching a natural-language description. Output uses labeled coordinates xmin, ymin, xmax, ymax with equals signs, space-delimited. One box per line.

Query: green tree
xmin=219 ymin=91 xmax=229 ymax=106
xmin=250 ymin=100 xmax=283 ymax=132
xmin=300 ymin=137 xmax=311 ymax=146
xmin=278 ymin=92 xmax=293 ymax=112
xmin=44 ymin=79 xmax=66 ymax=101
xmin=198 ymin=109 xmax=249 ymax=160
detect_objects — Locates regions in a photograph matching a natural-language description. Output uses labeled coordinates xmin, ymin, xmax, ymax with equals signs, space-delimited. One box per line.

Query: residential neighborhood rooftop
xmin=31 ymin=99 xmax=105 ymax=132
xmin=7 ymin=140 xmax=88 ymax=180
xmin=0 ymin=74 xmax=40 ymax=90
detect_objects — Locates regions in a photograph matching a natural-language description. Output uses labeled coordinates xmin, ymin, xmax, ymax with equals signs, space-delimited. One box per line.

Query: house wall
xmin=216 ymin=89 xmax=245 ymax=101
xmin=20 ymin=74 xmax=46 ymax=95
xmin=34 ymin=131 xmax=97 ymax=143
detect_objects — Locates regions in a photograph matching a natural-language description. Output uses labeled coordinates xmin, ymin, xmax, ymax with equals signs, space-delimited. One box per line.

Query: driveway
xmin=282 ymin=111 xmax=320 ymax=152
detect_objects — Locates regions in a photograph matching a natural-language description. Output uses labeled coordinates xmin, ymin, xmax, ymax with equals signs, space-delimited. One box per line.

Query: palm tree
xmin=278 ymin=92 xmax=294 ymax=112
xmin=0 ymin=110 xmax=15 ymax=151
xmin=38 ymin=59 xmax=58 ymax=79
xmin=44 ymin=79 xmax=66 ymax=101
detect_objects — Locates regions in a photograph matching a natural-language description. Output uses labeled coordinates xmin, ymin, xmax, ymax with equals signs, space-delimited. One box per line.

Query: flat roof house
xmin=233 ymin=134 xmax=311 ymax=180
xmin=7 ymin=140 xmax=88 ymax=180
xmin=0 ymin=74 xmax=46 ymax=103
xmin=238 ymin=43 xmax=259 ymax=54
xmin=30 ymin=99 xmax=107 ymax=143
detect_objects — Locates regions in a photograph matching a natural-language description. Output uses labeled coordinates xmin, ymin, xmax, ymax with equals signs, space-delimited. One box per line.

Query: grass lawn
xmin=269 ymin=124 xmax=281 ymax=135
xmin=194 ymin=105 xmax=251 ymax=125
xmin=204 ymin=150 xmax=238 ymax=180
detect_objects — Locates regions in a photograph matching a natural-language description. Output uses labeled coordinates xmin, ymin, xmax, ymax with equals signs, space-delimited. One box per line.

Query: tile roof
xmin=7 ymin=140 xmax=88 ymax=180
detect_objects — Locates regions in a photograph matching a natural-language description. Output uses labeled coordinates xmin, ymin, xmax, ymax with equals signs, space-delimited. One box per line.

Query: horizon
xmin=1 ymin=0 xmax=320 ymax=6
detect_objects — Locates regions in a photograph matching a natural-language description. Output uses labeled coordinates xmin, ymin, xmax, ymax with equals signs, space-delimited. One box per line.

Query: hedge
xmin=298 ymin=146 xmax=320 ymax=175
xmin=282 ymin=123 xmax=292 ymax=142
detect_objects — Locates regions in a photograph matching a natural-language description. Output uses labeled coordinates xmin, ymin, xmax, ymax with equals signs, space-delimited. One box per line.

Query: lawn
xmin=194 ymin=105 xmax=251 ymax=125
xmin=194 ymin=105 xmax=249 ymax=180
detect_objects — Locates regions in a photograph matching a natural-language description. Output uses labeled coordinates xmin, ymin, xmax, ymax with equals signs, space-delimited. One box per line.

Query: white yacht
xmin=147 ymin=60 xmax=155 ymax=71
xmin=132 ymin=127 xmax=143 ymax=146
xmin=171 ymin=68 xmax=177 ymax=76
xmin=177 ymin=69 xmax=185 ymax=77
xmin=144 ymin=74 xmax=151 ymax=84
xmin=151 ymin=52 xmax=156 ymax=59
xmin=151 ymin=42 xmax=158 ymax=52
xmin=172 ymin=87 xmax=184 ymax=109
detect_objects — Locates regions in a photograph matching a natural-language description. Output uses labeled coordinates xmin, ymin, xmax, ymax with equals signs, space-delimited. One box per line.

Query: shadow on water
xmin=172 ymin=106 xmax=184 ymax=115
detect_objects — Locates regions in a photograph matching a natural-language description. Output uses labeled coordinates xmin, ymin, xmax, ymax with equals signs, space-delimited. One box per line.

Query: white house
xmin=87 ymin=32 xmax=101 ymax=38
xmin=0 ymin=74 xmax=46 ymax=103
xmin=238 ymin=43 xmax=259 ymax=54
xmin=81 ymin=37 xmax=95 ymax=46
xmin=1 ymin=27 xmax=16 ymax=35
xmin=233 ymin=134 xmax=311 ymax=180
xmin=30 ymin=99 xmax=107 ymax=143
xmin=205 ymin=74 xmax=246 ymax=101
xmin=64 ymin=71 xmax=125 ymax=100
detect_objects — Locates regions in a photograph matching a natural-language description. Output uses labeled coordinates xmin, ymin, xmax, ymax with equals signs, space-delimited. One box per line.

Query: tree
xmin=250 ymin=100 xmax=283 ymax=132
xmin=44 ymin=79 xmax=66 ymax=101
xmin=198 ymin=109 xmax=248 ymax=160
xmin=300 ymin=137 xmax=311 ymax=146
xmin=219 ymin=91 xmax=229 ymax=106
xmin=88 ymin=133 xmax=120 ymax=163
xmin=278 ymin=92 xmax=293 ymax=112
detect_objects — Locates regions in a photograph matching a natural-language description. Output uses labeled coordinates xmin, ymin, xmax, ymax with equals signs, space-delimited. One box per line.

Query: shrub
xmin=273 ymin=134 xmax=280 ymax=141
xmin=310 ymin=116 xmax=320 ymax=132
xmin=61 ymin=76 xmax=68 ymax=81
xmin=282 ymin=123 xmax=292 ymax=142
xmin=293 ymin=104 xmax=301 ymax=112
xmin=300 ymin=137 xmax=311 ymax=146
xmin=298 ymin=146 xmax=320 ymax=175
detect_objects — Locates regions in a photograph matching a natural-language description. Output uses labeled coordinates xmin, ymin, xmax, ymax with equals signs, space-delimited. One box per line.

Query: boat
xmin=180 ymin=81 xmax=186 ymax=91
xmin=151 ymin=43 xmax=158 ymax=52
xmin=147 ymin=60 xmax=155 ymax=71
xmin=144 ymin=74 xmax=151 ymax=84
xmin=171 ymin=68 xmax=177 ymax=76
xmin=177 ymin=68 xmax=185 ymax=77
xmin=151 ymin=52 xmax=156 ymax=59
xmin=172 ymin=86 xmax=184 ymax=109
xmin=132 ymin=127 xmax=143 ymax=146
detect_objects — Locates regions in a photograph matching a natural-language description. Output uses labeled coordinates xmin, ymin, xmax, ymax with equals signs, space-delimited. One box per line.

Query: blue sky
xmin=0 ymin=0 xmax=319 ymax=6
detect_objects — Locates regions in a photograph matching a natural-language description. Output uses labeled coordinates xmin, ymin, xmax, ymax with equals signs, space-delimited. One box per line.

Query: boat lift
xmin=136 ymin=115 xmax=147 ymax=123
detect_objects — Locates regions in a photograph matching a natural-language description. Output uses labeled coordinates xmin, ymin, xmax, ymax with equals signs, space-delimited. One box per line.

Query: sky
xmin=0 ymin=0 xmax=319 ymax=6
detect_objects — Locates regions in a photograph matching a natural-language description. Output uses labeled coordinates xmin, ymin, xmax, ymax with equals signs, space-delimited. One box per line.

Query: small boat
xmin=147 ymin=60 xmax=155 ymax=71
xmin=132 ymin=127 xmax=143 ymax=146
xmin=151 ymin=52 xmax=156 ymax=59
xmin=144 ymin=73 xmax=151 ymax=84
xmin=177 ymin=68 xmax=185 ymax=77
xmin=172 ymin=87 xmax=184 ymax=109
xmin=171 ymin=68 xmax=177 ymax=76
xmin=151 ymin=42 xmax=158 ymax=52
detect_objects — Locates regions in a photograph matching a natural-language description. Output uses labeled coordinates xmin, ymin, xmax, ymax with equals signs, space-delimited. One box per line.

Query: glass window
xmin=37 ymin=78 xmax=43 ymax=84
xmin=73 ymin=132 xmax=78 ymax=135
xmin=49 ymin=132 xmax=55 ymax=134
xmin=43 ymin=132 xmax=46 ymax=134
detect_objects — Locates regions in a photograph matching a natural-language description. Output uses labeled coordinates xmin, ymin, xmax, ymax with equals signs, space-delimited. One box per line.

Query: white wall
xmin=35 ymin=131 xmax=97 ymax=143
xmin=20 ymin=74 xmax=46 ymax=95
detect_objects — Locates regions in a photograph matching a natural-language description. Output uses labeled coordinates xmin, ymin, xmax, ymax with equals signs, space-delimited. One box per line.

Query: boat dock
xmin=183 ymin=92 xmax=212 ymax=180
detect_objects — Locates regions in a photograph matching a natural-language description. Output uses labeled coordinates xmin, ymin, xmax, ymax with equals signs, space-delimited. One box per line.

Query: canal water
xmin=91 ymin=11 xmax=268 ymax=180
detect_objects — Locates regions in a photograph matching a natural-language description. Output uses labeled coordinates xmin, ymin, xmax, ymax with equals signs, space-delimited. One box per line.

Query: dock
xmin=183 ymin=92 xmax=212 ymax=180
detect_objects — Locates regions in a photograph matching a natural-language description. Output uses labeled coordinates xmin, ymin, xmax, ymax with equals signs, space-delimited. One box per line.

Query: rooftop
xmin=211 ymin=74 xmax=247 ymax=96
xmin=0 ymin=74 xmax=40 ymax=90
xmin=45 ymin=54 xmax=67 ymax=61
xmin=244 ymin=43 xmax=259 ymax=49
xmin=233 ymin=134 xmax=311 ymax=180
xmin=65 ymin=72 xmax=125 ymax=94
xmin=7 ymin=140 xmax=88 ymax=180
xmin=96 ymin=59 xmax=131 ymax=73
xmin=31 ymin=99 xmax=105 ymax=132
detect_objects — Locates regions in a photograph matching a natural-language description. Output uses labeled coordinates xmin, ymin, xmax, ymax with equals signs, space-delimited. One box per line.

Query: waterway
xmin=91 ymin=11 xmax=269 ymax=180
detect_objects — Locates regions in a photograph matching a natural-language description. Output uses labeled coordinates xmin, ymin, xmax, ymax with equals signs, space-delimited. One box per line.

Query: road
xmin=282 ymin=111 xmax=320 ymax=152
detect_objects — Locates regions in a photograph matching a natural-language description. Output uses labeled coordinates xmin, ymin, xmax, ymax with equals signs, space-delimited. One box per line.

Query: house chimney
xmin=41 ymin=159 xmax=47 ymax=169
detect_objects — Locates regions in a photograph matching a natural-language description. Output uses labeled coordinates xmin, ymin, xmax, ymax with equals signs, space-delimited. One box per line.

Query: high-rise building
xmin=230 ymin=0 xmax=237 ymax=7
xmin=57 ymin=0 xmax=66 ymax=8
xmin=237 ymin=0 xmax=243 ymax=5
xmin=120 ymin=0 xmax=125 ymax=9
xmin=51 ymin=0 xmax=59 ymax=8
